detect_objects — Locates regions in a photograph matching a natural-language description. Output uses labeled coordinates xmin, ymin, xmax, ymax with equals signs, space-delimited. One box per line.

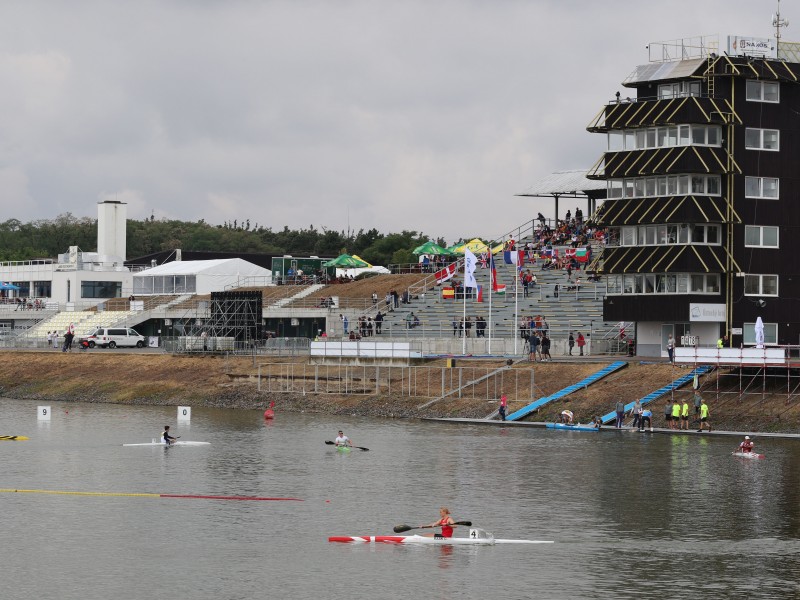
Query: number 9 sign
xmin=38 ymin=406 xmax=51 ymax=421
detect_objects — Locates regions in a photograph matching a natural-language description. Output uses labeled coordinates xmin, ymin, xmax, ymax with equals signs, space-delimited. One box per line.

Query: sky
xmin=0 ymin=0 xmax=787 ymax=244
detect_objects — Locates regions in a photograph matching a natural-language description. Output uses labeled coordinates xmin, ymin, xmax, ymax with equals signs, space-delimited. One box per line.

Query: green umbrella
xmin=322 ymin=254 xmax=370 ymax=268
xmin=412 ymin=241 xmax=453 ymax=256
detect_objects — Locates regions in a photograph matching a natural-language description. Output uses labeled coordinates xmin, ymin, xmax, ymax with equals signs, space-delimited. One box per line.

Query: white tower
xmin=97 ymin=200 xmax=127 ymax=262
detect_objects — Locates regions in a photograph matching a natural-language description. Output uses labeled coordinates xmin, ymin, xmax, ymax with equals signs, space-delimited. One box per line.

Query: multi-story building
xmin=587 ymin=33 xmax=800 ymax=356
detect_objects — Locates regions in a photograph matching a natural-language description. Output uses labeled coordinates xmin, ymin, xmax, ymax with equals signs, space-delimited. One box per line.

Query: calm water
xmin=2 ymin=398 xmax=800 ymax=600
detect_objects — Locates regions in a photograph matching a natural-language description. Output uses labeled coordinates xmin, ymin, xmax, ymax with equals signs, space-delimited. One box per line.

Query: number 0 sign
xmin=177 ymin=406 xmax=191 ymax=421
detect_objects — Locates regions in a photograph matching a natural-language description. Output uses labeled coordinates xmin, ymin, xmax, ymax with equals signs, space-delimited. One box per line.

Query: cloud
xmin=0 ymin=1 xmax=779 ymax=243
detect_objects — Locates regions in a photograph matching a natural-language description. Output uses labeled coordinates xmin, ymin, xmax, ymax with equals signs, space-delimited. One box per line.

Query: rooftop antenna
xmin=773 ymin=0 xmax=789 ymax=44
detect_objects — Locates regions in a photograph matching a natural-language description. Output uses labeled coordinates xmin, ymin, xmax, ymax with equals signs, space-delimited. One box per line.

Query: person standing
xmin=576 ymin=332 xmax=586 ymax=356
xmin=615 ymin=400 xmax=625 ymax=428
xmin=52 ymin=330 xmax=59 ymax=350
xmin=201 ymin=330 xmax=208 ymax=351
xmin=46 ymin=331 xmax=52 ymax=349
xmin=631 ymin=399 xmax=643 ymax=430
xmin=568 ymin=332 xmax=575 ymax=356
xmin=680 ymin=398 xmax=690 ymax=430
xmin=541 ymin=333 xmax=552 ymax=361
xmin=698 ymin=398 xmax=711 ymax=432
xmin=665 ymin=400 xmax=673 ymax=429
xmin=694 ymin=392 xmax=702 ymax=420
xmin=341 ymin=314 xmax=349 ymax=334
xmin=666 ymin=334 xmax=675 ymax=363
xmin=499 ymin=395 xmax=508 ymax=422
xmin=372 ymin=291 xmax=378 ymax=306
xmin=528 ymin=333 xmax=540 ymax=362
xmin=671 ymin=400 xmax=681 ymax=429
xmin=374 ymin=311 xmax=383 ymax=334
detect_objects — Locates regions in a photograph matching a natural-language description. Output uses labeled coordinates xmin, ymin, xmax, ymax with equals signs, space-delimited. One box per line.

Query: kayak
xmin=546 ymin=423 xmax=599 ymax=432
xmin=334 ymin=446 xmax=351 ymax=453
xmin=0 ymin=435 xmax=29 ymax=441
xmin=329 ymin=528 xmax=553 ymax=546
xmin=732 ymin=451 xmax=765 ymax=460
xmin=122 ymin=440 xmax=211 ymax=447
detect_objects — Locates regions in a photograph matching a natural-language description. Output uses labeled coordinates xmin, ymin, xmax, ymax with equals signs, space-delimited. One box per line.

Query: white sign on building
xmin=689 ymin=303 xmax=726 ymax=322
xmin=727 ymin=36 xmax=777 ymax=58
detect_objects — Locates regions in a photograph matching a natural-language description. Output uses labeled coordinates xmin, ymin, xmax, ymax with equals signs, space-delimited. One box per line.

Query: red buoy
xmin=264 ymin=401 xmax=276 ymax=420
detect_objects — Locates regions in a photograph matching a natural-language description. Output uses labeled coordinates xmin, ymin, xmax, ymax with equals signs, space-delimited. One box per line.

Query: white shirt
xmin=334 ymin=435 xmax=350 ymax=446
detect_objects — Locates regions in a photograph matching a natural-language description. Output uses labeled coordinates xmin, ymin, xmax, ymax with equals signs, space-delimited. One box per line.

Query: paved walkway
xmin=425 ymin=417 xmax=800 ymax=440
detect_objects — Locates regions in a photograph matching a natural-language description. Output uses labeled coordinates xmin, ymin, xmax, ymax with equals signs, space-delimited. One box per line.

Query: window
xmin=745 ymin=177 xmax=779 ymax=199
xmin=745 ymin=226 xmax=779 ymax=248
xmin=606 ymin=174 xmax=720 ymax=200
xmin=745 ymin=128 xmax=779 ymax=151
xmin=746 ymin=80 xmax=780 ymax=103
xmin=608 ymin=125 xmax=721 ymax=152
xmin=606 ymin=273 xmax=720 ymax=295
xmin=12 ymin=282 xmax=30 ymax=296
xmin=33 ymin=281 xmax=51 ymax=298
xmin=744 ymin=274 xmax=778 ymax=296
xmin=81 ymin=281 xmax=122 ymax=299
xmin=743 ymin=322 xmax=778 ymax=345
xmin=658 ymin=81 xmax=702 ymax=99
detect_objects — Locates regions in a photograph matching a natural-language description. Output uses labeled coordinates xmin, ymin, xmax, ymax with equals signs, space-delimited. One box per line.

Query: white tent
xmin=133 ymin=258 xmax=271 ymax=295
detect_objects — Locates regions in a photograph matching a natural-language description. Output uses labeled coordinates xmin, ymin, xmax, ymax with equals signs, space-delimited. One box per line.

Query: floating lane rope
xmin=0 ymin=489 xmax=303 ymax=501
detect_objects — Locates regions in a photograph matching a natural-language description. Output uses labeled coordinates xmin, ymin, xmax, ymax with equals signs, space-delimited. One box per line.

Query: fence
xmin=256 ymin=363 xmax=537 ymax=400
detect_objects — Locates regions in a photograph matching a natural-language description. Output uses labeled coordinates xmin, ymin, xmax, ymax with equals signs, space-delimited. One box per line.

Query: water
xmin=2 ymin=398 xmax=799 ymax=599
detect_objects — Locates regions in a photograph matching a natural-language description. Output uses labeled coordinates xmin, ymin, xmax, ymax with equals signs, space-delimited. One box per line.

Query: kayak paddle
xmin=324 ymin=440 xmax=370 ymax=451
xmin=393 ymin=521 xmax=472 ymax=533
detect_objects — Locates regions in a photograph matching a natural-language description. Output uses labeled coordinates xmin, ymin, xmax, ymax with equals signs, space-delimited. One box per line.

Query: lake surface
xmin=2 ymin=397 xmax=799 ymax=600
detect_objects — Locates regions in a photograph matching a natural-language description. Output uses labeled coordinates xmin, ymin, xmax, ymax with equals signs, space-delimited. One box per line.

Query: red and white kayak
xmin=732 ymin=451 xmax=765 ymax=460
xmin=329 ymin=529 xmax=553 ymax=546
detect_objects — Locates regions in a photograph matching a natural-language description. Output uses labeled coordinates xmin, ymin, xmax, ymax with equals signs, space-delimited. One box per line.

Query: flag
xmin=477 ymin=285 xmax=483 ymax=302
xmin=464 ymin=249 xmax=478 ymax=289
xmin=503 ymin=250 xmax=524 ymax=266
xmin=489 ymin=254 xmax=506 ymax=294
xmin=434 ymin=263 xmax=456 ymax=284
xmin=575 ymin=247 xmax=589 ymax=263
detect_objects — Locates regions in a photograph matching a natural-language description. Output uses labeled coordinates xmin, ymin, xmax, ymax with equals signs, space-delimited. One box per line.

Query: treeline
xmin=0 ymin=214 xmax=453 ymax=267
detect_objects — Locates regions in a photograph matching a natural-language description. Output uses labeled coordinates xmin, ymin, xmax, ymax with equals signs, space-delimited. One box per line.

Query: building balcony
xmin=587 ymin=95 xmax=738 ymax=133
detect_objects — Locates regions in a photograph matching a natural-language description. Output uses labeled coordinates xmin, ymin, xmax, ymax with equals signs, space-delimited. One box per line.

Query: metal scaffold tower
xmin=187 ymin=291 xmax=263 ymax=343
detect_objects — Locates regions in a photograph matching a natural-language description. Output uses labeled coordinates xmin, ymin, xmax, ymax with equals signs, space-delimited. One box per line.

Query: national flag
xmin=477 ymin=285 xmax=483 ymax=302
xmin=503 ymin=250 xmax=524 ymax=266
xmin=434 ymin=263 xmax=456 ymax=284
xmin=489 ymin=255 xmax=506 ymax=294
xmin=575 ymin=247 xmax=589 ymax=263
xmin=464 ymin=249 xmax=478 ymax=289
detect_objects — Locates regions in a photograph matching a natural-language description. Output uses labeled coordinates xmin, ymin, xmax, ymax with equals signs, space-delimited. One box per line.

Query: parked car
xmin=80 ymin=327 xmax=146 ymax=349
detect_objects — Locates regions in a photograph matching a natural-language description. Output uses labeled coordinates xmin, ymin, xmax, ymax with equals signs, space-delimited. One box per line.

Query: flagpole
xmin=462 ymin=283 xmax=467 ymax=355
xmin=514 ymin=257 xmax=519 ymax=356
xmin=488 ymin=255 xmax=493 ymax=355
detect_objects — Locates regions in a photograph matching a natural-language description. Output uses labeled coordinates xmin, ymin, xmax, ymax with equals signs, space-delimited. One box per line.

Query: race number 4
xmin=177 ymin=406 xmax=191 ymax=421
xmin=38 ymin=406 xmax=51 ymax=420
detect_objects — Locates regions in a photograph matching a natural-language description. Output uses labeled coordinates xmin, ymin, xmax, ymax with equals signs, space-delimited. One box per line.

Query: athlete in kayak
xmin=738 ymin=435 xmax=754 ymax=453
xmin=162 ymin=425 xmax=177 ymax=445
xmin=559 ymin=410 xmax=574 ymax=424
xmin=334 ymin=430 xmax=352 ymax=448
xmin=422 ymin=507 xmax=455 ymax=538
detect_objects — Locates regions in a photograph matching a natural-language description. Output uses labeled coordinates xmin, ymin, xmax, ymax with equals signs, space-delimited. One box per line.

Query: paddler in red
xmin=423 ymin=507 xmax=455 ymax=538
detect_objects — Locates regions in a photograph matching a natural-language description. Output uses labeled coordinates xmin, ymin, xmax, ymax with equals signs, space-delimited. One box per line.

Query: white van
xmin=82 ymin=327 xmax=146 ymax=349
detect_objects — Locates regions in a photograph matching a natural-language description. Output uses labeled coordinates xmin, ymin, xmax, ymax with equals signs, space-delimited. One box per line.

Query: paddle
xmin=324 ymin=440 xmax=370 ymax=451
xmin=393 ymin=521 xmax=472 ymax=534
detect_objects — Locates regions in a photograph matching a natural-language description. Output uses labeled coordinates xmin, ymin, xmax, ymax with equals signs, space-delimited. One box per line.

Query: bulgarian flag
xmin=489 ymin=255 xmax=506 ymax=294
xmin=576 ymin=247 xmax=590 ymax=263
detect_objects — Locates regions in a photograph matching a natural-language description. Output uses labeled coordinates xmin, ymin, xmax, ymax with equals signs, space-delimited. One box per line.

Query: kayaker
xmin=591 ymin=416 xmax=602 ymax=429
xmin=334 ymin=430 xmax=352 ymax=447
xmin=738 ymin=435 xmax=754 ymax=453
xmin=162 ymin=425 xmax=177 ymax=445
xmin=422 ymin=507 xmax=455 ymax=538
xmin=559 ymin=410 xmax=574 ymax=424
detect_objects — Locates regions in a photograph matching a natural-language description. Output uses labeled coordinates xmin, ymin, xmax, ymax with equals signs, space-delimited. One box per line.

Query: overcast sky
xmin=0 ymin=1 xmax=784 ymax=243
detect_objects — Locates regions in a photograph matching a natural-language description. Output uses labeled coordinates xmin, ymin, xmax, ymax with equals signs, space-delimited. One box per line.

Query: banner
xmin=464 ymin=249 xmax=478 ymax=289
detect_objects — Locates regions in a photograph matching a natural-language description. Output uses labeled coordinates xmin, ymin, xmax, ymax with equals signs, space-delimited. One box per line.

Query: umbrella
xmin=412 ymin=241 xmax=453 ymax=256
xmin=322 ymin=254 xmax=370 ymax=268
xmin=450 ymin=239 xmax=489 ymax=255
xmin=351 ymin=254 xmax=373 ymax=268
xmin=754 ymin=316 xmax=765 ymax=349
xmin=0 ymin=282 xmax=19 ymax=291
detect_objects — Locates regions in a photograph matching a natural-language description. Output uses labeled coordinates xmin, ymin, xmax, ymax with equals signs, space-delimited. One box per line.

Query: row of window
xmin=606 ymin=273 xmax=777 ymax=296
xmin=607 ymin=174 xmax=720 ymax=199
xmin=607 ymin=125 xmax=722 ymax=152
xmin=619 ymin=224 xmax=720 ymax=246
xmin=655 ymin=80 xmax=779 ymax=103
xmin=607 ymin=273 xmax=720 ymax=295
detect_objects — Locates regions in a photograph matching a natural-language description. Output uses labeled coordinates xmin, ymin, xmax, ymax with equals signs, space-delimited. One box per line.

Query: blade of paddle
xmin=324 ymin=441 xmax=335 ymax=445
xmin=355 ymin=446 xmax=370 ymax=451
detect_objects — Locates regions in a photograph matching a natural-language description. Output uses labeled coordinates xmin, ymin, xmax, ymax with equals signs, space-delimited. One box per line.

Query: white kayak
xmin=732 ymin=451 xmax=765 ymax=460
xmin=329 ymin=528 xmax=553 ymax=546
xmin=123 ymin=439 xmax=210 ymax=447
